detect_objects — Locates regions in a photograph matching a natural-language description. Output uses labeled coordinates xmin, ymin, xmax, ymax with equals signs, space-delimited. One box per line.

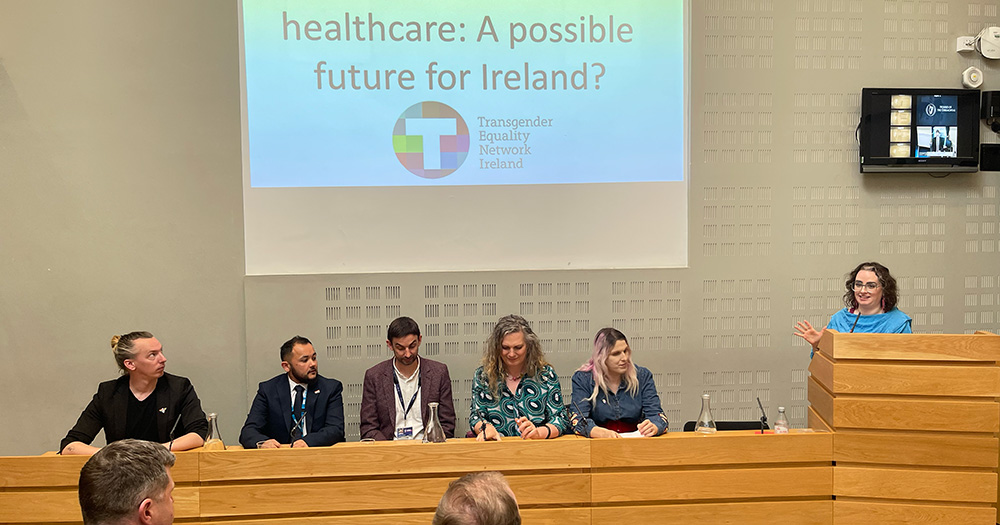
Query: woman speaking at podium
xmin=60 ymin=332 xmax=209 ymax=455
xmin=794 ymin=262 xmax=912 ymax=355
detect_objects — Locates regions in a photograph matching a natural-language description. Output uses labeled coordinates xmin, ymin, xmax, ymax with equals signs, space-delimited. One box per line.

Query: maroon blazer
xmin=360 ymin=357 xmax=456 ymax=440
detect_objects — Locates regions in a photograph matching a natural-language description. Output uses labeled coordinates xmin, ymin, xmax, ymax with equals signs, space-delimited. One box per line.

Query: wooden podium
xmin=808 ymin=330 xmax=1000 ymax=524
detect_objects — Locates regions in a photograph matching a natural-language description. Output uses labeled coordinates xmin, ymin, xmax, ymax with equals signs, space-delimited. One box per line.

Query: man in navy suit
xmin=239 ymin=336 xmax=345 ymax=448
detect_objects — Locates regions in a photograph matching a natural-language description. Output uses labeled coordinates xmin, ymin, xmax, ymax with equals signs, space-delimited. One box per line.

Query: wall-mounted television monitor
xmin=859 ymin=88 xmax=980 ymax=173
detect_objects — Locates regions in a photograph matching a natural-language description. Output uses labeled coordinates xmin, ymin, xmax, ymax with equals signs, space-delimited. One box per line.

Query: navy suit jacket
xmin=360 ymin=357 xmax=456 ymax=440
xmin=239 ymin=373 xmax=345 ymax=448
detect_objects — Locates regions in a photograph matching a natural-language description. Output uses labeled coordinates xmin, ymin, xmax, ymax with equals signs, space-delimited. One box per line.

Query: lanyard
xmin=392 ymin=371 xmax=421 ymax=419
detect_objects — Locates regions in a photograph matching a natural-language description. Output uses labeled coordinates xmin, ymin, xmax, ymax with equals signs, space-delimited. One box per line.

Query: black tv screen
xmin=860 ymin=88 xmax=980 ymax=173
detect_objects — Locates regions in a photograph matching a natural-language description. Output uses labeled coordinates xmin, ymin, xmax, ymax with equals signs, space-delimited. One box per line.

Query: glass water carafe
xmin=695 ymin=394 xmax=717 ymax=434
xmin=424 ymin=402 xmax=447 ymax=443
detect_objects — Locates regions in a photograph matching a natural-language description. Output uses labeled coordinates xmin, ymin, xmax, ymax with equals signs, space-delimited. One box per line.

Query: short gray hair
xmin=433 ymin=471 xmax=521 ymax=525
xmin=78 ymin=439 xmax=176 ymax=524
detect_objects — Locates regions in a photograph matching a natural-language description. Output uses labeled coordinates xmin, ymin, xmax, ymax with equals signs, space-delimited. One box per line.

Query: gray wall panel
xmin=0 ymin=1 xmax=246 ymax=455
xmin=2 ymin=0 xmax=999 ymax=454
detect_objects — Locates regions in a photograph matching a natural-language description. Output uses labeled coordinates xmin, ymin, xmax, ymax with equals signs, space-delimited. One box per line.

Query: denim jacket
xmin=569 ymin=365 xmax=668 ymax=437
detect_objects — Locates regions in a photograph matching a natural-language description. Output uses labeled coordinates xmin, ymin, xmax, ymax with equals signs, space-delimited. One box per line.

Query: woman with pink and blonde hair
xmin=569 ymin=328 xmax=668 ymax=438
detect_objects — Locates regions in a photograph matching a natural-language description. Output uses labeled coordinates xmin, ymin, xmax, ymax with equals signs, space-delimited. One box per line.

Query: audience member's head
xmin=433 ymin=471 xmax=521 ymax=525
xmin=78 ymin=439 xmax=176 ymax=525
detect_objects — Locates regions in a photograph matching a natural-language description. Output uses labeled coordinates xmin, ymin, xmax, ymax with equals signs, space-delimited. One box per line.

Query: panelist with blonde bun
xmin=60 ymin=332 xmax=208 ymax=455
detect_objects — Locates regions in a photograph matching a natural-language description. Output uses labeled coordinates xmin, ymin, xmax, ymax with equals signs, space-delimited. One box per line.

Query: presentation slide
xmin=240 ymin=0 xmax=688 ymax=275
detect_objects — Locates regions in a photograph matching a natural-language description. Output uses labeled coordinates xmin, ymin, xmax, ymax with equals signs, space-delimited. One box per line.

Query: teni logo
xmin=925 ymin=103 xmax=937 ymax=117
xmin=392 ymin=101 xmax=469 ymax=179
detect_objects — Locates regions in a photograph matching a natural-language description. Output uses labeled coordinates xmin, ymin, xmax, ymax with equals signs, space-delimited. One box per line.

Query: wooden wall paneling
xmin=825 ymin=362 xmax=1000 ymax=397
xmin=834 ymin=466 xmax=997 ymax=503
xmin=833 ymin=431 xmax=998 ymax=468
xmin=592 ymin=466 xmax=833 ymax=503
xmin=0 ymin=486 xmax=197 ymax=524
xmin=834 ymin=500 xmax=998 ymax=525
xmin=198 ymin=473 xmax=589 ymax=517
xmin=0 ymin=490 xmax=81 ymax=523
xmin=829 ymin=396 xmax=999 ymax=432
xmin=204 ymin=513 xmax=434 ymax=525
xmin=198 ymin=438 xmax=590 ymax=481
xmin=808 ymin=350 xmax=835 ymax=391
xmin=591 ymin=501 xmax=833 ymax=524
xmin=590 ymin=431 xmax=832 ymax=468
xmin=0 ymin=452 xmax=198 ymax=524
xmin=0 ymin=456 xmax=88 ymax=489
xmin=818 ymin=331 xmax=1000 ymax=362
xmin=204 ymin=508 xmax=592 ymax=525
xmin=807 ymin=376 xmax=835 ymax=426
xmin=807 ymin=407 xmax=833 ymax=432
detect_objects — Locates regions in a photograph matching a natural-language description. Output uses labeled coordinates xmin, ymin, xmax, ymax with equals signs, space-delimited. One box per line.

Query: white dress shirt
xmin=393 ymin=359 xmax=423 ymax=440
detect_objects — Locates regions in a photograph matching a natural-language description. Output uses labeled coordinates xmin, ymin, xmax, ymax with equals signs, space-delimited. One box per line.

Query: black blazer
xmin=239 ymin=373 xmax=345 ymax=448
xmin=60 ymin=373 xmax=209 ymax=451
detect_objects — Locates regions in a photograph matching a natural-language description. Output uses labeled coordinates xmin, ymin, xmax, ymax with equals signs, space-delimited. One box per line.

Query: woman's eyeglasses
xmin=853 ymin=281 xmax=880 ymax=291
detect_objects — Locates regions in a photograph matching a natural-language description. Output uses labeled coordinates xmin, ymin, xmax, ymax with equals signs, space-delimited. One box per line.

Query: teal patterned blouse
xmin=469 ymin=364 xmax=570 ymax=437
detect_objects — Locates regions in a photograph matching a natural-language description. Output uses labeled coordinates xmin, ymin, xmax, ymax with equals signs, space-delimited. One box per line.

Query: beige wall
xmin=2 ymin=1 xmax=999 ymax=453
xmin=0 ymin=1 xmax=246 ymax=454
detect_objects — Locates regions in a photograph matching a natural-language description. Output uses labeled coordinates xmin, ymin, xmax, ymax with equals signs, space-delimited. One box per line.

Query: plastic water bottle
xmin=774 ymin=406 xmax=789 ymax=434
xmin=695 ymin=394 xmax=717 ymax=434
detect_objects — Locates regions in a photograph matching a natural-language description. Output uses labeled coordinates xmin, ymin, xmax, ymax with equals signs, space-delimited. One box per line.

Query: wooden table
xmin=0 ymin=431 xmax=831 ymax=524
xmin=6 ymin=331 xmax=999 ymax=524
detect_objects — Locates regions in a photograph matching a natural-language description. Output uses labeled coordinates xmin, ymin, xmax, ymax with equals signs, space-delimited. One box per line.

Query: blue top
xmin=811 ymin=307 xmax=912 ymax=358
xmin=569 ymin=365 xmax=668 ymax=437
xmin=469 ymin=364 xmax=569 ymax=437
xmin=827 ymin=307 xmax=912 ymax=334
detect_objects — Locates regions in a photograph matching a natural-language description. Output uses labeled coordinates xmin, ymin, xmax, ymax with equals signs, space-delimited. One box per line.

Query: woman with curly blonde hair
xmin=469 ymin=315 xmax=568 ymax=441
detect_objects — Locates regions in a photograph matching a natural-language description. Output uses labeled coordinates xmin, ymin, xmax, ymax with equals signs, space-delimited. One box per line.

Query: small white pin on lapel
xmin=314 ymin=390 xmax=320 ymax=394
xmin=159 ymin=407 xmax=167 ymax=413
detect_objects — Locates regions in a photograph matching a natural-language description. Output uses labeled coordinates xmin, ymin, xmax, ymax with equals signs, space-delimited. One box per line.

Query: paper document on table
xmin=619 ymin=430 xmax=645 ymax=438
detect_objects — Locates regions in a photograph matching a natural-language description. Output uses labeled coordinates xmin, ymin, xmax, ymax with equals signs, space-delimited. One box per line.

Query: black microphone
xmin=756 ymin=397 xmax=767 ymax=433
xmin=167 ymin=412 xmax=183 ymax=451
xmin=570 ymin=398 xmax=590 ymax=436
xmin=849 ymin=310 xmax=862 ymax=333
xmin=475 ymin=409 xmax=492 ymax=437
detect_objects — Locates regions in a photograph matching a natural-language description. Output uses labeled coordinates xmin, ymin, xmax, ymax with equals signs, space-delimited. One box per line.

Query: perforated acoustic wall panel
xmin=244 ymin=0 xmax=1000 ymax=442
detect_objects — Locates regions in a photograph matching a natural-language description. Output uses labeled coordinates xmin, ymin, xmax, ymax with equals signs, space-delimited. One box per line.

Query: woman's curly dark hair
xmin=843 ymin=261 xmax=898 ymax=312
